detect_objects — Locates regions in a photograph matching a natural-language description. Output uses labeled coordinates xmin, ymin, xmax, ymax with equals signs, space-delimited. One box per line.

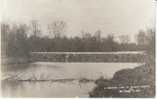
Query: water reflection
xmin=2 ymin=80 xmax=95 ymax=97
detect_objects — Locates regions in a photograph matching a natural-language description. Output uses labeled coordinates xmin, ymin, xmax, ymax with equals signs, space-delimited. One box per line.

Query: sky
xmin=0 ymin=0 xmax=156 ymax=42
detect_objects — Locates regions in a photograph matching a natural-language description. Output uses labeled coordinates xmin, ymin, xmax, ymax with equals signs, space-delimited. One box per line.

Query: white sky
xmin=0 ymin=0 xmax=155 ymax=42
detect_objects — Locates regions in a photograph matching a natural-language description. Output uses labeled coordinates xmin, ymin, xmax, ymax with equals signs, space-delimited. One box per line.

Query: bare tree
xmin=136 ymin=30 xmax=147 ymax=45
xmin=48 ymin=20 xmax=66 ymax=38
xmin=119 ymin=35 xmax=130 ymax=44
xmin=82 ymin=32 xmax=92 ymax=39
xmin=1 ymin=23 xmax=10 ymax=57
xmin=94 ymin=30 xmax=101 ymax=41
xmin=145 ymin=29 xmax=155 ymax=54
xmin=30 ymin=20 xmax=41 ymax=37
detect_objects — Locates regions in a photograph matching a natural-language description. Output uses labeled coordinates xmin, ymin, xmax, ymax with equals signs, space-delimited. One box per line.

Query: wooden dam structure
xmin=30 ymin=51 xmax=146 ymax=62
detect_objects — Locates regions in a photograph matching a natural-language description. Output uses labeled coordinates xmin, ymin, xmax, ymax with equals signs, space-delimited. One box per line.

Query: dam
xmin=30 ymin=51 xmax=146 ymax=62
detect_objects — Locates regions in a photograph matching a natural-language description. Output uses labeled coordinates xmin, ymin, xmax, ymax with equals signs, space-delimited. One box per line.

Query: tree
xmin=15 ymin=24 xmax=29 ymax=56
xmin=119 ymin=35 xmax=130 ymax=44
xmin=30 ymin=20 xmax=41 ymax=37
xmin=136 ymin=30 xmax=147 ymax=46
xmin=1 ymin=23 xmax=10 ymax=57
xmin=4 ymin=24 xmax=30 ymax=57
xmin=146 ymin=29 xmax=155 ymax=46
xmin=48 ymin=20 xmax=66 ymax=38
xmin=101 ymin=34 xmax=119 ymax=51
xmin=145 ymin=29 xmax=155 ymax=54
xmin=94 ymin=30 xmax=101 ymax=41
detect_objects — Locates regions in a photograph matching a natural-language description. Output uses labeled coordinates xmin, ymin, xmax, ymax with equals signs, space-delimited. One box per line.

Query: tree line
xmin=1 ymin=20 xmax=155 ymax=58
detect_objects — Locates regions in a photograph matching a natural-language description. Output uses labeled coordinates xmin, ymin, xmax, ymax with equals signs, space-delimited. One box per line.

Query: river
xmin=2 ymin=62 xmax=144 ymax=97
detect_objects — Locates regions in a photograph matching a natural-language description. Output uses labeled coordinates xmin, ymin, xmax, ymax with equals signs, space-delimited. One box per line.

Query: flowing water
xmin=2 ymin=62 xmax=144 ymax=97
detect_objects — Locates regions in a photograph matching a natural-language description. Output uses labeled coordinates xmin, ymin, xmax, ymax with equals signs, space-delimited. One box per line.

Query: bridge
xmin=30 ymin=51 xmax=146 ymax=62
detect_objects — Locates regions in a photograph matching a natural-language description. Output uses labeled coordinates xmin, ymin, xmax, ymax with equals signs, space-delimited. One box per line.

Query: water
xmin=2 ymin=62 xmax=144 ymax=97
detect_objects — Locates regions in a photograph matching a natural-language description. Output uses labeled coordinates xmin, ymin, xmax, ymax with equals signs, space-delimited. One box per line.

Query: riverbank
xmin=89 ymin=64 xmax=155 ymax=97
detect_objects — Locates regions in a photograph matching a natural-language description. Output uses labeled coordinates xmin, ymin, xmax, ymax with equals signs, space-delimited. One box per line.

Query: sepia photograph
xmin=0 ymin=0 xmax=156 ymax=98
